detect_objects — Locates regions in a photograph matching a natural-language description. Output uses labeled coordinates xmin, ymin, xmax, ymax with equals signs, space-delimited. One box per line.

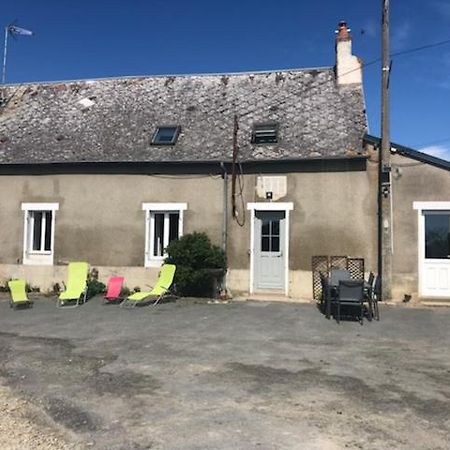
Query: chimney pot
xmin=337 ymin=20 xmax=351 ymax=41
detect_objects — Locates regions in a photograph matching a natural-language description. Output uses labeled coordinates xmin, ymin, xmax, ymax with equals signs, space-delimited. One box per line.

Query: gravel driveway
xmin=0 ymin=297 xmax=449 ymax=449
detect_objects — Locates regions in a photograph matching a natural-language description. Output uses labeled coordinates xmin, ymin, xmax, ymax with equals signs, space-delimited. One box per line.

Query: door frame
xmin=247 ymin=202 xmax=294 ymax=295
xmin=413 ymin=201 xmax=450 ymax=297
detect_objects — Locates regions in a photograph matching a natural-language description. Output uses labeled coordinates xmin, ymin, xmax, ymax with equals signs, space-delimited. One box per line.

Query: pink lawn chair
xmin=104 ymin=276 xmax=124 ymax=303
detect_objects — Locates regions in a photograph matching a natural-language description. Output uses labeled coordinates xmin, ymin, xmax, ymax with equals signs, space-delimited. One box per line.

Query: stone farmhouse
xmin=0 ymin=22 xmax=449 ymax=301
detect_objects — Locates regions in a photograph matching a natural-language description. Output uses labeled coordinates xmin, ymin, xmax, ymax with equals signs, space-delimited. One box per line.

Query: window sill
xmin=23 ymin=253 xmax=54 ymax=266
xmin=145 ymin=258 xmax=165 ymax=268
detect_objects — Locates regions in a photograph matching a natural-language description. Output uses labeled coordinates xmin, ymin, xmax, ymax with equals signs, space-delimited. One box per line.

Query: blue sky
xmin=2 ymin=0 xmax=450 ymax=160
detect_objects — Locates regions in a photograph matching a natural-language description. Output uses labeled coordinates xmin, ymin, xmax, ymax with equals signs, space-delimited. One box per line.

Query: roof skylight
xmin=151 ymin=126 xmax=180 ymax=145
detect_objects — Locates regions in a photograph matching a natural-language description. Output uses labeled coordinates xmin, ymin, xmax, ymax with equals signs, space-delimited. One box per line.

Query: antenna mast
xmin=2 ymin=26 xmax=9 ymax=84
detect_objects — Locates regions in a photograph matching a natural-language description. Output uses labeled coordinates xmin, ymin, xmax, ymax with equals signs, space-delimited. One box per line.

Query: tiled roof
xmin=0 ymin=68 xmax=367 ymax=165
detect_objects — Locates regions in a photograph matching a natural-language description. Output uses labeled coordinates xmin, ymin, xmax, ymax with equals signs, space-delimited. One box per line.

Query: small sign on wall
xmin=256 ymin=176 xmax=287 ymax=201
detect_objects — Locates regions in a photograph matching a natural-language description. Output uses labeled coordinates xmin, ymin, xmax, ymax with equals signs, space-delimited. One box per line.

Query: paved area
xmin=0 ymin=297 xmax=449 ymax=450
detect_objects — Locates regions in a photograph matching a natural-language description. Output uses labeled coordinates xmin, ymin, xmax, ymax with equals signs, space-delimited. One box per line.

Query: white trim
xmin=247 ymin=202 xmax=294 ymax=296
xmin=21 ymin=202 xmax=59 ymax=211
xmin=144 ymin=209 xmax=151 ymax=266
xmin=142 ymin=202 xmax=187 ymax=211
xmin=142 ymin=203 xmax=187 ymax=268
xmin=417 ymin=208 xmax=425 ymax=297
xmin=413 ymin=201 xmax=450 ymax=211
xmin=285 ymin=209 xmax=290 ymax=295
xmin=247 ymin=202 xmax=294 ymax=211
xmin=22 ymin=203 xmax=59 ymax=266
xmin=413 ymin=201 xmax=450 ymax=297
xmin=249 ymin=208 xmax=256 ymax=294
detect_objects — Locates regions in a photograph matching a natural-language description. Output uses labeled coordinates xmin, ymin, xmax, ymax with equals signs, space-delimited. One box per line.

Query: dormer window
xmin=252 ymin=123 xmax=278 ymax=144
xmin=151 ymin=126 xmax=180 ymax=145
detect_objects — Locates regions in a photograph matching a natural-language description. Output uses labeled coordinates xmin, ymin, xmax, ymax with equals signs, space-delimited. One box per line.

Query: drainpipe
xmin=220 ymin=162 xmax=228 ymax=295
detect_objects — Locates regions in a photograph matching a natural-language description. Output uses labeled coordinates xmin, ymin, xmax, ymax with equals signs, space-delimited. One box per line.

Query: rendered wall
xmin=390 ymin=153 xmax=450 ymax=300
xmin=0 ymin=174 xmax=223 ymax=291
xmin=0 ymin=168 xmax=377 ymax=299
xmin=226 ymin=168 xmax=377 ymax=298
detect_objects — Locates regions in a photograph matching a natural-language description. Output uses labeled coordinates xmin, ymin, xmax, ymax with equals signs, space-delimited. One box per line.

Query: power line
xmin=334 ymin=36 xmax=450 ymax=87
xmin=391 ymin=38 xmax=450 ymax=58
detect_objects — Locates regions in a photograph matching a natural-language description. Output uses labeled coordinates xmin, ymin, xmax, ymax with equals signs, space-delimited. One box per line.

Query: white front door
xmin=254 ymin=210 xmax=286 ymax=291
xmin=247 ymin=202 xmax=293 ymax=296
xmin=420 ymin=210 xmax=450 ymax=298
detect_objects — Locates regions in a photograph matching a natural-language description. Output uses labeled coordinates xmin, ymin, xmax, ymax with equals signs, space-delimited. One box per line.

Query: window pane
xmin=425 ymin=214 xmax=450 ymax=259
xmin=32 ymin=211 xmax=43 ymax=251
xmin=153 ymin=126 xmax=179 ymax=144
xmin=261 ymin=220 xmax=270 ymax=236
xmin=271 ymin=236 xmax=280 ymax=252
xmin=261 ymin=236 xmax=270 ymax=252
xmin=44 ymin=211 xmax=52 ymax=251
xmin=153 ymin=213 xmax=165 ymax=257
xmin=271 ymin=220 xmax=280 ymax=236
xmin=168 ymin=213 xmax=179 ymax=244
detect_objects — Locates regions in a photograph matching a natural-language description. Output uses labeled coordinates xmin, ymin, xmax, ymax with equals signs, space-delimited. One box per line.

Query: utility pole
xmin=379 ymin=0 xmax=392 ymax=300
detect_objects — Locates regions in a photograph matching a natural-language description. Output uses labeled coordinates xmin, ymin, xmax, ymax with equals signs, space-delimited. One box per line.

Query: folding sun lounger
xmin=58 ymin=262 xmax=89 ymax=308
xmin=103 ymin=276 xmax=124 ymax=303
xmin=120 ymin=264 xmax=176 ymax=308
xmin=8 ymin=279 xmax=33 ymax=309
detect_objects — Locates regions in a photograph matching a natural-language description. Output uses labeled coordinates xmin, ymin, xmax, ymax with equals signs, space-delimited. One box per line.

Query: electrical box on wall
xmin=256 ymin=176 xmax=287 ymax=201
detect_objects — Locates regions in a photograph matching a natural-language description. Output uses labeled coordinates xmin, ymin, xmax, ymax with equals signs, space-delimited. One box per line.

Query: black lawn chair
xmin=337 ymin=280 xmax=365 ymax=325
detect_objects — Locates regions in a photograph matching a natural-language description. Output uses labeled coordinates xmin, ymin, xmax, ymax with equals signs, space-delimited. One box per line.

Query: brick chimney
xmin=335 ymin=21 xmax=362 ymax=86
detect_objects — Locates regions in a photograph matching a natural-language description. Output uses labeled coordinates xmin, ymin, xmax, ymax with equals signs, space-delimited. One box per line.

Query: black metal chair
xmin=371 ymin=275 xmax=381 ymax=321
xmin=319 ymin=272 xmax=332 ymax=318
xmin=319 ymin=272 xmax=327 ymax=303
xmin=367 ymin=272 xmax=374 ymax=289
xmin=330 ymin=268 xmax=351 ymax=286
xmin=364 ymin=272 xmax=375 ymax=320
xmin=337 ymin=280 xmax=365 ymax=325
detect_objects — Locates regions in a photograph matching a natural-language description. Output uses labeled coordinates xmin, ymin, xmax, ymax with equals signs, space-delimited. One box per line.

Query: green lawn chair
xmin=120 ymin=264 xmax=176 ymax=308
xmin=58 ymin=262 xmax=89 ymax=308
xmin=8 ymin=279 xmax=33 ymax=309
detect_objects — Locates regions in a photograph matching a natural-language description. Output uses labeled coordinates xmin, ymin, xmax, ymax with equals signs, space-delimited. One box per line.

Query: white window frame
xmin=142 ymin=202 xmax=187 ymax=267
xmin=21 ymin=202 xmax=59 ymax=266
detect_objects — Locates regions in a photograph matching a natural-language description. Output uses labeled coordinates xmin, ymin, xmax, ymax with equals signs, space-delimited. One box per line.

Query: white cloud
xmin=437 ymin=79 xmax=450 ymax=90
xmin=420 ymin=145 xmax=450 ymax=161
xmin=392 ymin=21 xmax=412 ymax=51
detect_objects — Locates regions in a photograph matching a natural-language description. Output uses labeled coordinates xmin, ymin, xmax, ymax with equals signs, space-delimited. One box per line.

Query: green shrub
xmin=120 ymin=286 xmax=131 ymax=297
xmin=25 ymin=284 xmax=40 ymax=293
xmin=165 ymin=232 xmax=226 ymax=297
xmin=0 ymin=281 xmax=8 ymax=293
xmin=87 ymin=279 xmax=106 ymax=299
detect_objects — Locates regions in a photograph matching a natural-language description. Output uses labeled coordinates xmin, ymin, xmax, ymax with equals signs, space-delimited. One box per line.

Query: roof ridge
xmin=364 ymin=134 xmax=450 ymax=171
xmin=1 ymin=66 xmax=334 ymax=87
